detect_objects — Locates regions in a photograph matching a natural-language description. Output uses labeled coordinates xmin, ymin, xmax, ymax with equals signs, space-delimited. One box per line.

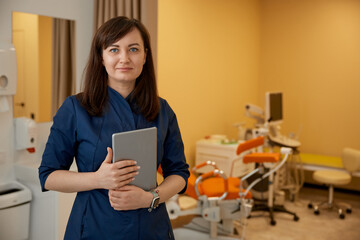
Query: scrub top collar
xmin=107 ymin=86 xmax=144 ymax=129
xmin=108 ymin=86 xmax=138 ymax=110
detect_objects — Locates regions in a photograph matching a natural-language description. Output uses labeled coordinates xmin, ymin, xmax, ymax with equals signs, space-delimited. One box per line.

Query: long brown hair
xmin=78 ymin=16 xmax=159 ymax=121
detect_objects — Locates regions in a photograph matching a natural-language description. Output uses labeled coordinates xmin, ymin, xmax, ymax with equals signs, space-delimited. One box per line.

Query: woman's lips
xmin=117 ymin=67 xmax=132 ymax=71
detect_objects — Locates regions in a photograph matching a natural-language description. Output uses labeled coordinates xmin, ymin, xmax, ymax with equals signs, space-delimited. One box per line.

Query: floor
xmin=173 ymin=184 xmax=360 ymax=240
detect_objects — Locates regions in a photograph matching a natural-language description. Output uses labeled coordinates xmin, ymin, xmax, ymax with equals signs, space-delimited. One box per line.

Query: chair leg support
xmin=308 ymin=184 xmax=352 ymax=219
xmin=249 ymin=202 xmax=299 ymax=225
xmin=328 ymin=185 xmax=334 ymax=208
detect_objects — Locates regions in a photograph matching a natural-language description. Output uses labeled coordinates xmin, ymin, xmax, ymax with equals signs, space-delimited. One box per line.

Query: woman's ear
xmin=144 ymin=49 xmax=148 ymax=64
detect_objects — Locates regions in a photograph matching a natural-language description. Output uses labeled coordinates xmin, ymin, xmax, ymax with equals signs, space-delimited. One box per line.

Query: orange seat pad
xmin=185 ymin=173 xmax=252 ymax=200
xmin=185 ymin=173 xmax=200 ymax=199
xmin=198 ymin=177 xmax=252 ymax=199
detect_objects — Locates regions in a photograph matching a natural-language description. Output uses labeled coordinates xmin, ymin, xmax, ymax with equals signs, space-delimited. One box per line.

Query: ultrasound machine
xmin=264 ymin=92 xmax=301 ymax=148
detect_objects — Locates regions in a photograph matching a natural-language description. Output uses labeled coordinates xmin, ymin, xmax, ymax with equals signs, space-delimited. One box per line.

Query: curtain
xmin=94 ymin=0 xmax=141 ymax=31
xmin=52 ymin=18 xmax=76 ymax=116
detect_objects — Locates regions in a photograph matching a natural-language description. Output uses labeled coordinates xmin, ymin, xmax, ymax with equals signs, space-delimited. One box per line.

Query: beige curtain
xmin=52 ymin=19 xmax=76 ymax=116
xmin=94 ymin=0 xmax=141 ymax=31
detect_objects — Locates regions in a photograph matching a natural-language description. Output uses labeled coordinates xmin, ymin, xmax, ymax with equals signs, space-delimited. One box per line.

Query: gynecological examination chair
xmin=166 ymin=136 xmax=293 ymax=239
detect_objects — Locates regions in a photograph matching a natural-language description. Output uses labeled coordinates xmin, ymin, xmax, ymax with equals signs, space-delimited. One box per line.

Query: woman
xmin=39 ymin=16 xmax=189 ymax=240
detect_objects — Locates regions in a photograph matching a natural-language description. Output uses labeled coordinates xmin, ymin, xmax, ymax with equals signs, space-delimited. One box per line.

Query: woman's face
xmin=102 ymin=28 xmax=146 ymax=89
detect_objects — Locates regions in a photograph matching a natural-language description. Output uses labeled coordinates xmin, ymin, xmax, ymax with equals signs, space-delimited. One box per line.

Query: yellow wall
xmin=158 ymin=0 xmax=261 ymax=166
xmin=259 ymin=0 xmax=360 ymax=157
xmin=158 ymin=0 xmax=360 ymax=166
xmin=38 ymin=15 xmax=52 ymax=122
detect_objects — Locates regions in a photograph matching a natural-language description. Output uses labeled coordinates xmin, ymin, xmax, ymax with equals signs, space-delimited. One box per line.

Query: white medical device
xmin=167 ymin=147 xmax=293 ymax=240
xmin=0 ymin=42 xmax=32 ymax=240
xmin=265 ymin=92 xmax=300 ymax=148
xmin=0 ymin=43 xmax=17 ymax=96
xmin=245 ymin=103 xmax=264 ymax=125
xmin=14 ymin=117 xmax=37 ymax=151
xmin=265 ymin=92 xmax=283 ymax=125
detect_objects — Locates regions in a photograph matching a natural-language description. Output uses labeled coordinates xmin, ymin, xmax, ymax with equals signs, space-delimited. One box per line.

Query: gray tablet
xmin=112 ymin=127 xmax=157 ymax=191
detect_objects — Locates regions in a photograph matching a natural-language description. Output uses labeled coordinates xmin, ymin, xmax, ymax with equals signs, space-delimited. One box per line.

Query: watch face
xmin=152 ymin=197 xmax=160 ymax=208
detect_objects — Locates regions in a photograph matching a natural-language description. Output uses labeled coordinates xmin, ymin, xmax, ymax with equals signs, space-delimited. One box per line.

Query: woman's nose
xmin=119 ymin=51 xmax=130 ymax=63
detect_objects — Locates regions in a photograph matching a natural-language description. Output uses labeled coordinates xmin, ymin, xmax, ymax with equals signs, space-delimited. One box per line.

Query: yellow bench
xmin=300 ymin=153 xmax=343 ymax=169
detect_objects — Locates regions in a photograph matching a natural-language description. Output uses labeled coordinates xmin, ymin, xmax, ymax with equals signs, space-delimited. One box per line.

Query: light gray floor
xmin=174 ymin=185 xmax=360 ymax=240
xmin=245 ymin=185 xmax=360 ymax=240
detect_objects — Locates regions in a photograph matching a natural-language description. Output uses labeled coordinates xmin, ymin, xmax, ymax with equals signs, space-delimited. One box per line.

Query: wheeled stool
xmin=308 ymin=170 xmax=352 ymax=219
xmin=307 ymin=148 xmax=360 ymax=219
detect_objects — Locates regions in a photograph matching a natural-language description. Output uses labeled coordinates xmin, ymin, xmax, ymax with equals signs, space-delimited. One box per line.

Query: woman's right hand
xmin=95 ymin=147 xmax=139 ymax=190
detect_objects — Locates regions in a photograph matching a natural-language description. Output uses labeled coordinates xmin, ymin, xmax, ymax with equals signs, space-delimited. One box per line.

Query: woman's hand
xmin=95 ymin=147 xmax=140 ymax=190
xmin=109 ymin=185 xmax=153 ymax=211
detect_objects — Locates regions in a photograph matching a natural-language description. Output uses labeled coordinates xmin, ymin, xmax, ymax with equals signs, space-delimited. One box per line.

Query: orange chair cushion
xmin=198 ymin=177 xmax=252 ymax=200
xmin=185 ymin=172 xmax=252 ymax=200
xmin=243 ymin=152 xmax=280 ymax=163
xmin=185 ymin=172 xmax=200 ymax=199
xmin=236 ymin=136 xmax=264 ymax=155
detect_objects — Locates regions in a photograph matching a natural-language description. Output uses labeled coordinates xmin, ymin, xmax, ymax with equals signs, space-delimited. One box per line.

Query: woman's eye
xmin=110 ymin=48 xmax=118 ymax=53
xmin=129 ymin=48 xmax=138 ymax=52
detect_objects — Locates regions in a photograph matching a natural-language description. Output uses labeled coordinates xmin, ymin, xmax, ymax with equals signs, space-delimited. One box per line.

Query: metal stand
xmin=308 ymin=184 xmax=352 ymax=219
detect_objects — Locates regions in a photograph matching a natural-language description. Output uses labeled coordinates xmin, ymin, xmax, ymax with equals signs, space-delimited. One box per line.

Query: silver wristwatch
xmin=148 ymin=190 xmax=160 ymax=212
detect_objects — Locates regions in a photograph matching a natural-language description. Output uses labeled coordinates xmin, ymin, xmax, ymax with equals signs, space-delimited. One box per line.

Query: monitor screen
xmin=265 ymin=92 xmax=283 ymax=124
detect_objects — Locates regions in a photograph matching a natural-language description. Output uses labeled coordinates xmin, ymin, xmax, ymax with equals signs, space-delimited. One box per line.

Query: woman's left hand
xmin=108 ymin=185 xmax=153 ymax=211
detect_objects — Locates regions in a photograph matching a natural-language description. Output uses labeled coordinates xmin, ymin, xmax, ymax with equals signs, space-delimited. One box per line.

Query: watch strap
xmin=148 ymin=190 xmax=160 ymax=212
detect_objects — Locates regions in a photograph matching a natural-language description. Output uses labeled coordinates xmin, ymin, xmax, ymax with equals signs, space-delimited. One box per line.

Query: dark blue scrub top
xmin=39 ymin=87 xmax=190 ymax=240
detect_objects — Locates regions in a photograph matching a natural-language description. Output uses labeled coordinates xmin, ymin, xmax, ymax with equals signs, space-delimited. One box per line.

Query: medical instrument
xmin=243 ymin=147 xmax=299 ymax=225
xmin=244 ymin=93 xmax=301 ymax=148
xmin=167 ymin=165 xmax=252 ymax=239
xmin=245 ymin=103 xmax=265 ymax=125
xmin=264 ymin=92 xmax=300 ymax=148
xmin=241 ymin=92 xmax=304 ymax=201
xmin=167 ymin=136 xmax=294 ymax=239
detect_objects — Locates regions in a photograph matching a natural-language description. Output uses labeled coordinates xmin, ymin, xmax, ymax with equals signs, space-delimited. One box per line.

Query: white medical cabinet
xmin=195 ymin=139 xmax=255 ymax=177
